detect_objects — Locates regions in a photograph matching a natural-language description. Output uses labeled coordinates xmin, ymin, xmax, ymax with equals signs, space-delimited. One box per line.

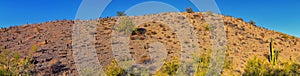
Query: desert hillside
xmin=0 ymin=12 xmax=299 ymax=75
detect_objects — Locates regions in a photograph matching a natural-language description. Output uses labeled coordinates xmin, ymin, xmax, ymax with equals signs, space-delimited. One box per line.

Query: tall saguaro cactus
xmin=268 ymin=39 xmax=279 ymax=65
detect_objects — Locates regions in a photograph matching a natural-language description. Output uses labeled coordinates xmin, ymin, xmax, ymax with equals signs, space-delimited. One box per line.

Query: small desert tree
xmin=117 ymin=11 xmax=126 ymax=16
xmin=186 ymin=7 xmax=194 ymax=13
xmin=249 ymin=20 xmax=256 ymax=25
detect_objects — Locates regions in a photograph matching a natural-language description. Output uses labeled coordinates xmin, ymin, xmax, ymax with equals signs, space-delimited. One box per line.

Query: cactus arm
xmin=270 ymin=39 xmax=273 ymax=65
xmin=275 ymin=50 xmax=279 ymax=64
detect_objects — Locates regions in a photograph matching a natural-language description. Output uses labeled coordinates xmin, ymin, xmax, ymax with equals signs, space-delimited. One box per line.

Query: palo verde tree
xmin=117 ymin=11 xmax=126 ymax=16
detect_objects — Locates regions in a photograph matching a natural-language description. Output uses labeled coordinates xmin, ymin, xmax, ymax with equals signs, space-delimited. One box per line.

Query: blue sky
xmin=0 ymin=0 xmax=299 ymax=37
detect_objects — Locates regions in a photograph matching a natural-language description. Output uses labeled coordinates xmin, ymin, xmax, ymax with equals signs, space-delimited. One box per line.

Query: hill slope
xmin=0 ymin=12 xmax=299 ymax=75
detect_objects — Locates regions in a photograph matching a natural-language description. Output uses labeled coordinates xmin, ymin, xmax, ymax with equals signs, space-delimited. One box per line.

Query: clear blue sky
xmin=0 ymin=0 xmax=299 ymax=37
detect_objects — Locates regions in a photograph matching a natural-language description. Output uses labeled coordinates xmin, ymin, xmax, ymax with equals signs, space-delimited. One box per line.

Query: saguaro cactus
xmin=268 ymin=39 xmax=279 ymax=65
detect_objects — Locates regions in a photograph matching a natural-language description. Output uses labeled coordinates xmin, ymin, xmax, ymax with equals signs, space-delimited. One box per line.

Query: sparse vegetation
xmin=0 ymin=50 xmax=34 ymax=76
xmin=282 ymin=34 xmax=297 ymax=39
xmin=243 ymin=56 xmax=271 ymax=76
xmin=195 ymin=50 xmax=211 ymax=76
xmin=222 ymin=56 xmax=233 ymax=70
xmin=186 ymin=7 xmax=194 ymax=13
xmin=243 ymin=56 xmax=300 ymax=76
xmin=243 ymin=39 xmax=300 ymax=75
xmin=282 ymin=34 xmax=289 ymax=39
xmin=2 ymin=11 xmax=300 ymax=76
xmin=103 ymin=50 xmax=212 ymax=76
xmin=156 ymin=50 xmax=212 ymax=76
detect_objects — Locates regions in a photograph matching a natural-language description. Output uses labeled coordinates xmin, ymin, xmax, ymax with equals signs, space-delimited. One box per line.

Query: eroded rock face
xmin=0 ymin=12 xmax=299 ymax=75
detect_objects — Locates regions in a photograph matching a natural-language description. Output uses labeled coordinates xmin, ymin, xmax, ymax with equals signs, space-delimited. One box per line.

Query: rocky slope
xmin=0 ymin=12 xmax=299 ymax=75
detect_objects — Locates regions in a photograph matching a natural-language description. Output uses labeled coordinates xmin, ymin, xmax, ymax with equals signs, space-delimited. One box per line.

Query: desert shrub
xmin=278 ymin=61 xmax=300 ymax=75
xmin=104 ymin=51 xmax=212 ymax=76
xmin=31 ymin=45 xmax=38 ymax=52
xmin=206 ymin=11 xmax=214 ymax=16
xmin=116 ymin=18 xmax=136 ymax=35
xmin=244 ymin=39 xmax=300 ymax=75
xmin=0 ymin=50 xmax=33 ymax=76
xmin=186 ymin=7 xmax=194 ymax=13
xmin=154 ymin=70 xmax=169 ymax=76
xmin=220 ymin=52 xmax=234 ymax=76
xmin=117 ymin=11 xmax=126 ymax=16
xmin=282 ymin=34 xmax=296 ymax=39
xmin=249 ymin=20 xmax=256 ymax=25
xmin=156 ymin=57 xmax=180 ymax=75
xmin=203 ymin=23 xmax=212 ymax=31
xmin=0 ymin=66 xmax=10 ymax=76
xmin=282 ymin=34 xmax=289 ymax=39
xmin=104 ymin=58 xmax=179 ymax=76
xmin=243 ymin=56 xmax=270 ymax=76
xmin=222 ymin=57 xmax=233 ymax=70
xmin=243 ymin=57 xmax=300 ymax=76
xmin=105 ymin=60 xmax=127 ymax=76
xmin=155 ymin=50 xmax=212 ymax=76
xmin=195 ymin=50 xmax=211 ymax=76
xmin=237 ymin=18 xmax=244 ymax=21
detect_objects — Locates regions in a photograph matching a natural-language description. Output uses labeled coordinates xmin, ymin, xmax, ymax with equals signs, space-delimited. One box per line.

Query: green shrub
xmin=222 ymin=57 xmax=233 ymax=70
xmin=156 ymin=57 xmax=180 ymax=75
xmin=154 ymin=70 xmax=169 ymax=76
xmin=243 ymin=56 xmax=269 ymax=76
xmin=105 ymin=60 xmax=126 ymax=76
xmin=0 ymin=67 xmax=10 ymax=76
xmin=203 ymin=23 xmax=212 ymax=31
xmin=279 ymin=61 xmax=300 ymax=75
xmin=31 ymin=45 xmax=38 ymax=52
xmin=195 ymin=51 xmax=211 ymax=76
